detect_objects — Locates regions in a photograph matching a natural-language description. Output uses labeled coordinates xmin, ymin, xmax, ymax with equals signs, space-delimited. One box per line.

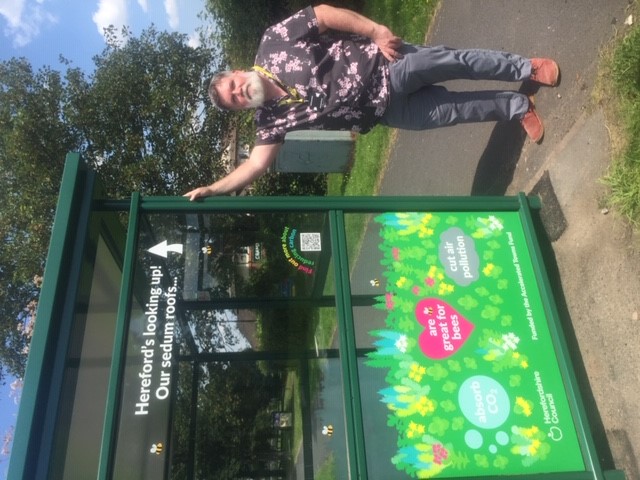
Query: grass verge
xmin=599 ymin=6 xmax=640 ymax=227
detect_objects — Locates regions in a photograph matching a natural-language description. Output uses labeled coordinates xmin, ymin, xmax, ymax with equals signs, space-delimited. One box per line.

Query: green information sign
xmin=366 ymin=211 xmax=585 ymax=478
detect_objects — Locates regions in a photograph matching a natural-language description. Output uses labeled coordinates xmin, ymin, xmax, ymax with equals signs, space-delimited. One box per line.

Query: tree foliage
xmin=0 ymin=27 xmax=231 ymax=379
xmin=204 ymin=0 xmax=364 ymax=68
xmin=70 ymin=26 xmax=233 ymax=196
xmin=204 ymin=0 xmax=291 ymax=68
xmin=0 ymin=59 xmax=75 ymax=381
xmin=1 ymin=1 xmax=366 ymax=378
xmin=253 ymin=171 xmax=327 ymax=197
xmin=170 ymin=361 xmax=283 ymax=479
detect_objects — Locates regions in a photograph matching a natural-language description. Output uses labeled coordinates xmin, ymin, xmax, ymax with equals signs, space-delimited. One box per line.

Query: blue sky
xmin=0 ymin=0 xmax=208 ymax=72
xmin=0 ymin=1 xmax=208 ymax=476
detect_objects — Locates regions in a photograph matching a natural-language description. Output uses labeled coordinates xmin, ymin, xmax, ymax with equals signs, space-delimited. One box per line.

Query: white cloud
xmin=136 ymin=0 xmax=148 ymax=13
xmin=163 ymin=0 xmax=178 ymax=29
xmin=0 ymin=0 xmax=25 ymax=27
xmin=187 ymin=32 xmax=200 ymax=49
xmin=0 ymin=0 xmax=57 ymax=47
xmin=92 ymin=0 xmax=128 ymax=40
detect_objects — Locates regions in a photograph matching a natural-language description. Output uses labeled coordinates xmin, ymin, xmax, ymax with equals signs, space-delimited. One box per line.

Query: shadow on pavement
xmin=531 ymin=208 xmax=619 ymax=474
xmin=471 ymin=83 xmax=541 ymax=195
xmin=471 ymin=120 xmax=526 ymax=195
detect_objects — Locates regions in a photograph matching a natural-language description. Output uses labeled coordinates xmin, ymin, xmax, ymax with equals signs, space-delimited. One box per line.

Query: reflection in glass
xmin=50 ymin=213 xmax=126 ymax=479
xmin=111 ymin=211 xmax=348 ymax=479
xmin=344 ymin=213 xmax=407 ymax=479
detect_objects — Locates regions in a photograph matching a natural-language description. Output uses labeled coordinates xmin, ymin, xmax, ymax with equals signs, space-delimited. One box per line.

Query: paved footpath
xmin=380 ymin=1 xmax=640 ymax=479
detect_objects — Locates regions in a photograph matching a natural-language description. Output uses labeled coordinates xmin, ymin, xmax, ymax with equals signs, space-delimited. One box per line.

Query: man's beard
xmin=244 ymin=71 xmax=266 ymax=108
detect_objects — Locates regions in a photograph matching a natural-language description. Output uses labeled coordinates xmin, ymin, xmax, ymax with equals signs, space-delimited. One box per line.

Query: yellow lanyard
xmin=252 ymin=65 xmax=305 ymax=107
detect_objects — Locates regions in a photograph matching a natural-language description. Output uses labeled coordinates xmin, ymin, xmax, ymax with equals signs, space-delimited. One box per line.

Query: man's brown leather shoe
xmin=530 ymin=58 xmax=560 ymax=87
xmin=520 ymin=96 xmax=544 ymax=143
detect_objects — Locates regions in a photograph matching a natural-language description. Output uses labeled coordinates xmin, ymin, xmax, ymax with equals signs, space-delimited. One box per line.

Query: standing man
xmin=184 ymin=4 xmax=559 ymax=200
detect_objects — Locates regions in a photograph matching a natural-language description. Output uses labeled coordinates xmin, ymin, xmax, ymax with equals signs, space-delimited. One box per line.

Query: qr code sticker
xmin=300 ymin=232 xmax=322 ymax=252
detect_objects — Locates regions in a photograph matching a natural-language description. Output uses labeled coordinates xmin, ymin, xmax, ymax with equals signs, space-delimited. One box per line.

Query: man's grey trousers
xmin=380 ymin=45 xmax=532 ymax=130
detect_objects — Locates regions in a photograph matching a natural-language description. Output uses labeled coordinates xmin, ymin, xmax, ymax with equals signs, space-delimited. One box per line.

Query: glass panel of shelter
xmin=49 ymin=212 xmax=126 ymax=479
xmin=341 ymin=213 xmax=401 ymax=479
xmin=110 ymin=210 xmax=349 ymax=480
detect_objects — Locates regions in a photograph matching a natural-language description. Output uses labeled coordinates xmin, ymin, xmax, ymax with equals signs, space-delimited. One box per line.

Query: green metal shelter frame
xmin=8 ymin=153 xmax=625 ymax=479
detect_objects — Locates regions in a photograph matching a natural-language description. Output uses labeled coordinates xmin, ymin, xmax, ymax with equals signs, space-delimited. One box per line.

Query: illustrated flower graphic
xmin=419 ymin=225 xmax=434 ymax=237
xmin=406 ymin=421 xmax=425 ymax=438
xmin=502 ymin=333 xmax=520 ymax=350
xmin=395 ymin=444 xmax=448 ymax=475
xmin=511 ymin=425 xmax=549 ymax=463
xmin=473 ymin=215 xmax=506 ymax=239
xmin=438 ymin=282 xmax=454 ymax=295
xmin=425 ymin=265 xmax=440 ymax=287
xmin=529 ymin=439 xmax=542 ymax=454
xmin=408 ymin=363 xmax=427 ymax=382
xmin=369 ymin=330 xmax=408 ymax=357
xmin=395 ymin=212 xmax=435 ymax=237
xmin=385 ymin=292 xmax=395 ymax=309
xmin=379 ymin=383 xmax=433 ymax=417
xmin=415 ymin=395 xmax=436 ymax=416
xmin=395 ymin=334 xmax=408 ymax=353
xmin=515 ymin=396 xmax=533 ymax=416
xmin=483 ymin=263 xmax=495 ymax=276
xmin=521 ymin=426 xmax=539 ymax=437
xmin=432 ymin=443 xmax=449 ymax=464
xmin=396 ymin=276 xmax=408 ymax=288
xmin=520 ymin=360 xmax=529 ymax=369
xmin=392 ymin=247 xmax=401 ymax=260
xmin=488 ymin=215 xmax=504 ymax=231
xmin=412 ymin=285 xmax=421 ymax=295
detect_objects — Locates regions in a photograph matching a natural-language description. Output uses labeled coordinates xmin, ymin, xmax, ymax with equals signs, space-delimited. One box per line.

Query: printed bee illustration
xmin=322 ymin=425 xmax=334 ymax=437
xmin=150 ymin=443 xmax=164 ymax=455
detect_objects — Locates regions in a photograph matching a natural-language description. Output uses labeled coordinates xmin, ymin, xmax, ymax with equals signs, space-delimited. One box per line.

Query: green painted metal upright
xmin=97 ymin=193 xmax=141 ymax=480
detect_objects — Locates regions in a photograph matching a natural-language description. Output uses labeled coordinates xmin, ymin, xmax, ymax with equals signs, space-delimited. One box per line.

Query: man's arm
xmin=183 ymin=143 xmax=281 ymax=200
xmin=313 ymin=4 xmax=403 ymax=62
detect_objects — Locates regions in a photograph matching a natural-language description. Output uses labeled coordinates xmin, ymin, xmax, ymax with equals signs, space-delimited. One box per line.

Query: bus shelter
xmin=9 ymin=153 xmax=625 ymax=479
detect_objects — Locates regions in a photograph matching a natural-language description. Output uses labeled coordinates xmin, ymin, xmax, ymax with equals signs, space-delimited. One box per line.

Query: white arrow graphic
xmin=148 ymin=240 xmax=184 ymax=258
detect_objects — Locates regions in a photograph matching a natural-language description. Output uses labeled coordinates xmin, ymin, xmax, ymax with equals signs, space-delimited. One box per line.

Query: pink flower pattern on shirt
xmin=253 ymin=6 xmax=390 ymax=145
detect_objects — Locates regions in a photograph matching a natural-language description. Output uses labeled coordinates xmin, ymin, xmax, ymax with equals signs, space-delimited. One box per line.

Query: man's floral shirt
xmin=254 ymin=6 xmax=390 ymax=145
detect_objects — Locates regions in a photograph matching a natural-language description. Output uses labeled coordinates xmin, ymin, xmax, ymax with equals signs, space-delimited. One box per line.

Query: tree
xmin=204 ymin=0 xmax=290 ymax=68
xmin=190 ymin=361 xmax=282 ymax=479
xmin=69 ymin=26 xmax=233 ymax=196
xmin=0 ymin=27 xmax=234 ymax=379
xmin=204 ymin=0 xmax=365 ymax=68
xmin=0 ymin=59 xmax=75 ymax=381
